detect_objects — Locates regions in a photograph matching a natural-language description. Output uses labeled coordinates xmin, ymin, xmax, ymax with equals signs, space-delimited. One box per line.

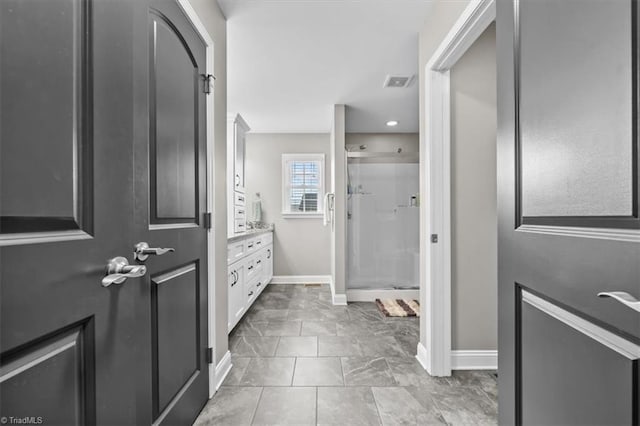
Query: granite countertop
xmin=228 ymin=224 xmax=274 ymax=242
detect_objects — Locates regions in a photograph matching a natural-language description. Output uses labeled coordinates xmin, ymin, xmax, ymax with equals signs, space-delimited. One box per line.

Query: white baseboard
xmin=332 ymin=292 xmax=347 ymax=305
xmin=415 ymin=344 xmax=497 ymax=375
xmin=451 ymin=350 xmax=497 ymax=370
xmin=270 ymin=275 xmax=331 ymax=284
xmin=347 ymin=289 xmax=419 ymax=302
xmin=214 ymin=350 xmax=232 ymax=392
xmin=416 ymin=342 xmax=430 ymax=372
xmin=329 ymin=276 xmax=347 ymax=305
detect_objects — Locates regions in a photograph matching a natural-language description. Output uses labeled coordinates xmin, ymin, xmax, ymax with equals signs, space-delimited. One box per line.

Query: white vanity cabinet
xmin=227 ymin=114 xmax=250 ymax=237
xmin=227 ymin=231 xmax=274 ymax=332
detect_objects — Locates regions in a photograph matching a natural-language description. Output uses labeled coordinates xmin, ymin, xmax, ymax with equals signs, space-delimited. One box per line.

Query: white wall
xmin=245 ymin=133 xmax=331 ymax=276
xmin=189 ymin=0 xmax=228 ymax=365
xmin=450 ymin=23 xmax=497 ymax=350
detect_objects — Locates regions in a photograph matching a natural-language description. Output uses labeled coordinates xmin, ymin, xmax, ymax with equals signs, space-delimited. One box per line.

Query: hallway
xmin=194 ymin=284 xmax=497 ymax=425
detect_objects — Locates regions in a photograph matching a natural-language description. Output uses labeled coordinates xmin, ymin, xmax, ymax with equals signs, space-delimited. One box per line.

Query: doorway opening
xmin=418 ymin=0 xmax=497 ymax=377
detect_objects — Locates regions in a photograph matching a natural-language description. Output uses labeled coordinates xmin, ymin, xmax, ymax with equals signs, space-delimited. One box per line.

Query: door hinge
xmin=202 ymin=74 xmax=215 ymax=94
xmin=431 ymin=234 xmax=438 ymax=243
xmin=204 ymin=212 xmax=212 ymax=229
xmin=206 ymin=347 xmax=214 ymax=364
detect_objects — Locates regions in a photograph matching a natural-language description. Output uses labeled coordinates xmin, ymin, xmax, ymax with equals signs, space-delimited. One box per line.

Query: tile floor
xmin=194 ymin=284 xmax=497 ymax=425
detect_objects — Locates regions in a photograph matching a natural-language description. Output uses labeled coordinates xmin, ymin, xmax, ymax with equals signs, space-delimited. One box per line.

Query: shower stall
xmin=346 ymin=150 xmax=420 ymax=299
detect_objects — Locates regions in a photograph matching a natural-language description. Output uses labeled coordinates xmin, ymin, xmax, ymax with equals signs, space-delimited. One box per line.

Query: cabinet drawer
xmin=246 ymin=257 xmax=257 ymax=280
xmin=245 ymin=238 xmax=258 ymax=253
xmin=234 ymin=205 xmax=247 ymax=220
xmin=255 ymin=276 xmax=266 ymax=295
xmin=227 ymin=241 xmax=245 ymax=264
xmin=234 ymin=219 xmax=246 ymax=233
xmin=254 ymin=253 xmax=264 ymax=275
xmin=246 ymin=280 xmax=257 ymax=304
xmin=234 ymin=192 xmax=246 ymax=206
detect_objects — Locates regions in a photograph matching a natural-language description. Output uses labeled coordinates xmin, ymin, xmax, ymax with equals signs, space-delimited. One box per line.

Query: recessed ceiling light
xmin=386 ymin=120 xmax=398 ymax=127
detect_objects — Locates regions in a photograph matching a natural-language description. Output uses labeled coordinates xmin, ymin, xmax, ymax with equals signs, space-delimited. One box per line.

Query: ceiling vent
xmin=383 ymin=75 xmax=414 ymax=88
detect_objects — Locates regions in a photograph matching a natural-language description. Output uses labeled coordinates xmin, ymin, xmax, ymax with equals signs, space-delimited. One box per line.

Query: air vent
xmin=383 ymin=75 xmax=414 ymax=88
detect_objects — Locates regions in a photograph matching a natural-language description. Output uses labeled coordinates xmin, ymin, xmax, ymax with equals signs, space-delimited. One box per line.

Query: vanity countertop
xmin=227 ymin=225 xmax=274 ymax=243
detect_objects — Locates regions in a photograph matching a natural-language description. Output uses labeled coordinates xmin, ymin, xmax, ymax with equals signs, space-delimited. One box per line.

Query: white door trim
xmin=420 ymin=0 xmax=495 ymax=377
xmin=176 ymin=0 xmax=217 ymax=398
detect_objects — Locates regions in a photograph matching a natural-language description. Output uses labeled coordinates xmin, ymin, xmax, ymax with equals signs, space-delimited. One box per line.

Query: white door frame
xmin=176 ymin=0 xmax=218 ymax=397
xmin=418 ymin=0 xmax=495 ymax=376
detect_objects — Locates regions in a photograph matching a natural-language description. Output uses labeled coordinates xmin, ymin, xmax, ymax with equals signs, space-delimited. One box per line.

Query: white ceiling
xmin=217 ymin=0 xmax=434 ymax=133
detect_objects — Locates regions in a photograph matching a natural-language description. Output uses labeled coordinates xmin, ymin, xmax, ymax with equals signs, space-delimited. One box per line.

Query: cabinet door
xmin=264 ymin=244 xmax=274 ymax=284
xmin=228 ymin=262 xmax=246 ymax=332
xmin=234 ymin=123 xmax=245 ymax=191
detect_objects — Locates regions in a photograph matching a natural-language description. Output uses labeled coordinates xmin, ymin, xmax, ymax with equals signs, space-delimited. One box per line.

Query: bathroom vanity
xmin=227 ymin=228 xmax=274 ymax=331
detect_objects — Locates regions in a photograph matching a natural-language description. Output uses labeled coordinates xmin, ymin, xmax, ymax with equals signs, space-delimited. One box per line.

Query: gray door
xmin=0 ymin=0 xmax=210 ymax=424
xmin=0 ymin=0 xmax=141 ymax=424
xmin=497 ymin=0 xmax=640 ymax=424
xmin=132 ymin=0 xmax=210 ymax=424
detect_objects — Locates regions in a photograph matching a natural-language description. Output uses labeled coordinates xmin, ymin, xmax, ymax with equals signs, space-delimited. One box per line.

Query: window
xmin=282 ymin=153 xmax=325 ymax=217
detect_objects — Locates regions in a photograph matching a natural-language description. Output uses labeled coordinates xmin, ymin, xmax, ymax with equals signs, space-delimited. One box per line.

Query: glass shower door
xmin=347 ymin=153 xmax=419 ymax=290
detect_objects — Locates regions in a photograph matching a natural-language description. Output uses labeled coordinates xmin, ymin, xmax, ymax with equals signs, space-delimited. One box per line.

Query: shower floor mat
xmin=375 ymin=299 xmax=420 ymax=317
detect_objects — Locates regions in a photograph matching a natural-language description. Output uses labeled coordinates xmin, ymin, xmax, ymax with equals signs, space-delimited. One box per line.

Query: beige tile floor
xmin=194 ymin=284 xmax=497 ymax=425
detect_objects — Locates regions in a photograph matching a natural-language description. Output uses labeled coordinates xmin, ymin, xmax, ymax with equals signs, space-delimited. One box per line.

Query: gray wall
xmin=450 ymin=24 xmax=497 ymax=350
xmin=330 ymin=105 xmax=347 ymax=299
xmin=346 ymin=133 xmax=419 ymax=153
xmin=418 ymin=0 xmax=471 ymax=348
xmin=189 ymin=0 xmax=228 ymax=365
xmin=245 ymin=133 xmax=331 ymax=276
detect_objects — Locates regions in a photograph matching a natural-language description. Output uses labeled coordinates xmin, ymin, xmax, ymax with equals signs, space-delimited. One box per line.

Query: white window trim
xmin=282 ymin=153 xmax=325 ymax=218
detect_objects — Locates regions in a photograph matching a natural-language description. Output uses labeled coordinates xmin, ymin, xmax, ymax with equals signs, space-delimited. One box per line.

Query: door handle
xmin=102 ymin=257 xmax=147 ymax=287
xmin=598 ymin=291 xmax=640 ymax=313
xmin=134 ymin=242 xmax=175 ymax=261
xmin=235 ymin=174 xmax=240 ymax=186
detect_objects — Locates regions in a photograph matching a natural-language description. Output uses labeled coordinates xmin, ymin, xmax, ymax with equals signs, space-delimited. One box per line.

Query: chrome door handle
xmin=102 ymin=257 xmax=147 ymax=287
xmin=134 ymin=242 xmax=175 ymax=261
xmin=598 ymin=291 xmax=640 ymax=313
